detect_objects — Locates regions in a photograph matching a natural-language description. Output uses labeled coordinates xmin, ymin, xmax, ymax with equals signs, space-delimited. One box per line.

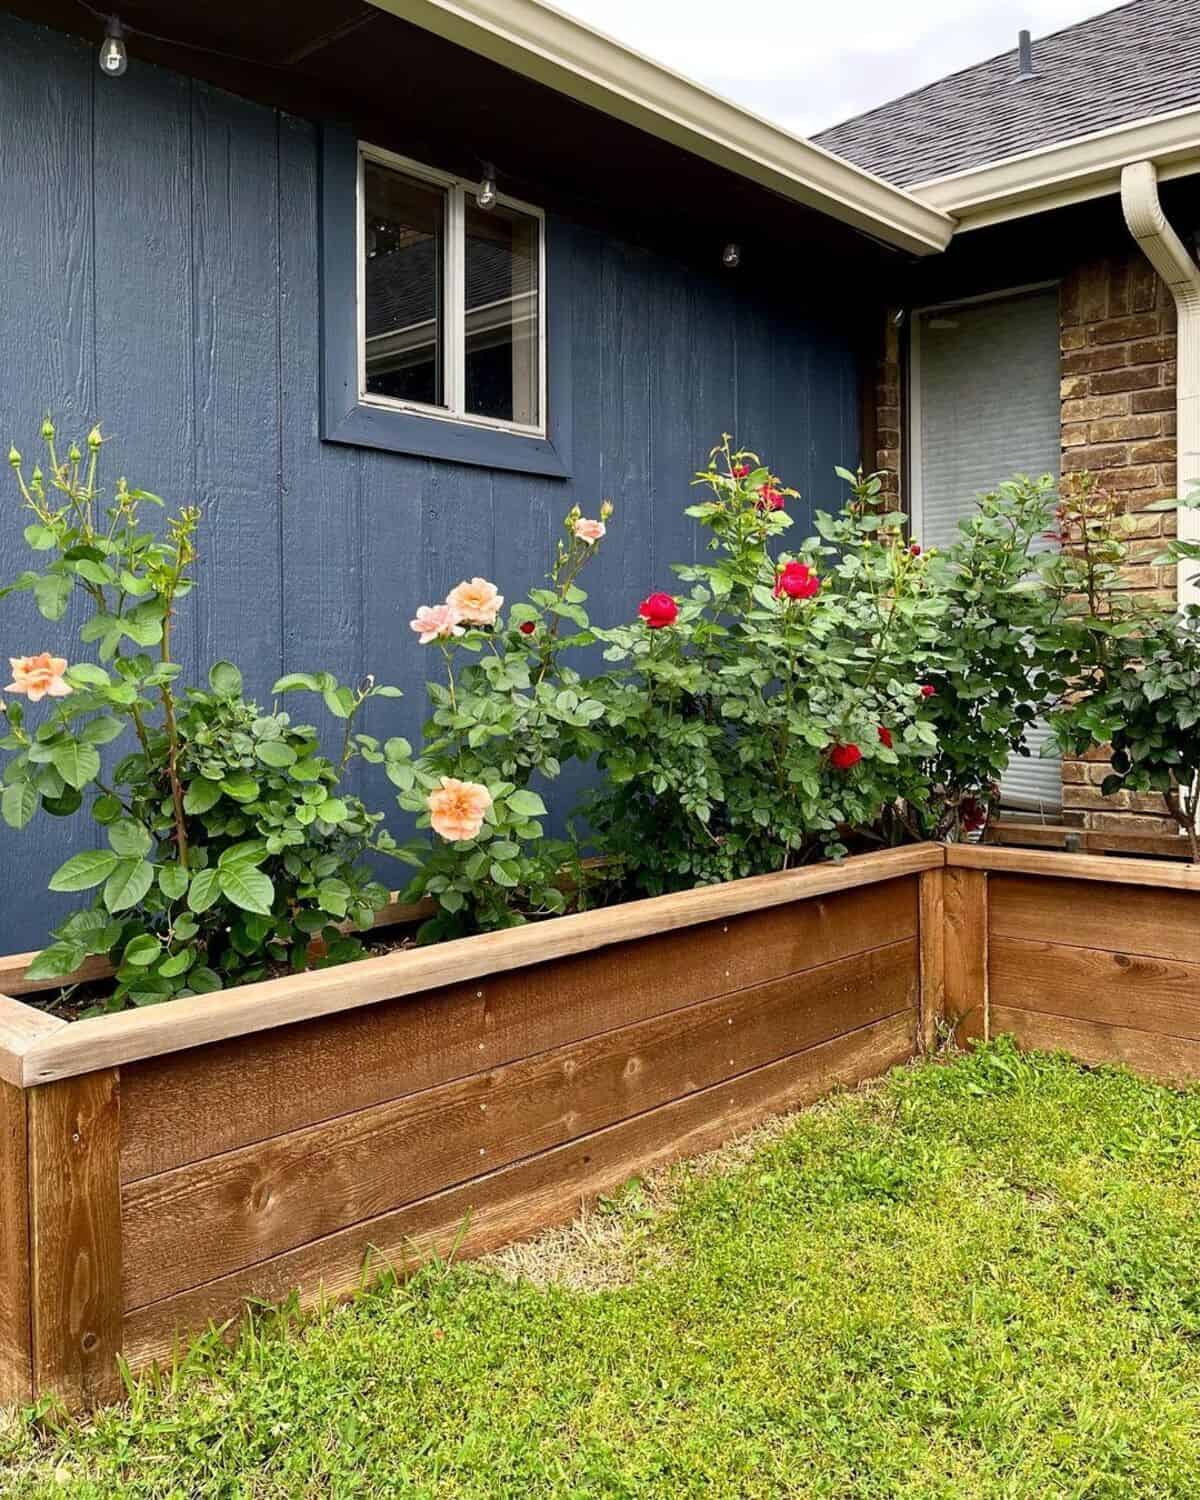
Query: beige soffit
xmin=364 ymin=0 xmax=954 ymax=256
xmin=913 ymin=103 xmax=1200 ymax=232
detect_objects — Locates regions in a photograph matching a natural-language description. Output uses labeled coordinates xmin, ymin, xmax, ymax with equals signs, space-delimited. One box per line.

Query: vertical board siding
xmin=0 ymin=14 xmax=860 ymax=953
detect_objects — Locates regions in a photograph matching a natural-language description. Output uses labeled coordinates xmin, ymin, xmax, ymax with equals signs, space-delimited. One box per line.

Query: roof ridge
xmin=814 ymin=0 xmax=1142 ymax=140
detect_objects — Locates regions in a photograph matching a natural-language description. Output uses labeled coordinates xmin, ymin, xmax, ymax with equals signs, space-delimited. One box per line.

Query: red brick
xmin=1061 ymin=394 xmax=1129 ymax=422
xmin=1132 ymin=386 xmax=1175 ymax=413
xmin=1128 ymin=336 xmax=1175 ymax=364
xmin=1061 ymin=375 xmax=1091 ymax=400
xmin=1061 ymin=443 xmax=1129 ymax=472
xmin=1089 ymin=312 xmax=1161 ymax=344
xmin=1088 ymin=415 xmax=1162 ymax=443
xmin=1092 ymin=366 xmax=1163 ymax=395
xmin=1105 ymin=465 xmax=1161 ymax=491
xmin=1130 ymin=438 xmax=1176 ymax=464
xmin=1062 ymin=345 xmax=1129 ymax=376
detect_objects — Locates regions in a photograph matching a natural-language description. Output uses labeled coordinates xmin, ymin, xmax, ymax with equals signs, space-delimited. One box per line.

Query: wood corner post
xmin=943 ymin=866 xmax=989 ymax=1046
xmin=918 ymin=867 xmax=945 ymax=1053
xmin=26 ymin=1068 xmax=123 ymax=1409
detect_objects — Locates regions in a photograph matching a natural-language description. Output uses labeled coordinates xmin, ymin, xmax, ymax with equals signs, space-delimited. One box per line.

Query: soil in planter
xmin=21 ymin=925 xmax=421 ymax=1023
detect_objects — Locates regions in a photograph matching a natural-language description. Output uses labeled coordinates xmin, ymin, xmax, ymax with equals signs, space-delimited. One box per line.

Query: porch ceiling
xmin=1 ymin=0 xmax=919 ymax=285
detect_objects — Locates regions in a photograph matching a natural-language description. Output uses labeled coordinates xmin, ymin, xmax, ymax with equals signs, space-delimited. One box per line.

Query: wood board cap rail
xmin=946 ymin=842 xmax=1200 ymax=891
xmin=4 ymin=844 xmax=944 ymax=1087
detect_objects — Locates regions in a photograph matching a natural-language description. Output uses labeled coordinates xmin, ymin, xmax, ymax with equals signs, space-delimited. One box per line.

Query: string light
xmin=476 ymin=163 xmax=498 ymax=211
xmin=98 ymin=15 xmax=127 ymax=77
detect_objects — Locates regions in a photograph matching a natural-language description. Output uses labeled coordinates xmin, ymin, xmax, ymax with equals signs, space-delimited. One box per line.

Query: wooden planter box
xmin=942 ymin=844 xmax=1200 ymax=1081
xmin=0 ymin=844 xmax=944 ymax=1410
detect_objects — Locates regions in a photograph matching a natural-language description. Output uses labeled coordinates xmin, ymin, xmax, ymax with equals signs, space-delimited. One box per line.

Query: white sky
xmin=552 ymin=0 xmax=1121 ymax=136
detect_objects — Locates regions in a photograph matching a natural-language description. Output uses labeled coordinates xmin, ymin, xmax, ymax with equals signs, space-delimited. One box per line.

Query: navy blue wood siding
xmin=0 ymin=14 xmax=859 ymax=954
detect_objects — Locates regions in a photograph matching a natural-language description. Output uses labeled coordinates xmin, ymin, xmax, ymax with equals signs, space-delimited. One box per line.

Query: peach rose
xmin=6 ymin=653 xmax=72 ymax=702
xmin=445 ymin=577 xmax=504 ymax=627
xmin=410 ymin=604 xmax=464 ymax=645
xmin=573 ymin=517 xmax=606 ymax=545
xmin=428 ymin=777 xmax=493 ymax=842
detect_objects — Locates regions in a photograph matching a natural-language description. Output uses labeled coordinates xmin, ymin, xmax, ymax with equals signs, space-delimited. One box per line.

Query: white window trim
xmin=906 ymin=279 xmax=1059 ymax=541
xmin=356 ymin=141 xmax=548 ymax=439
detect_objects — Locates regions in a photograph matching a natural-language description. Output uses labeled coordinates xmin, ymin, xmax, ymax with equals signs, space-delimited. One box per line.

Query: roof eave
xmin=912 ymin=102 xmax=1200 ymax=232
xmin=365 ymin=0 xmax=955 ymax=255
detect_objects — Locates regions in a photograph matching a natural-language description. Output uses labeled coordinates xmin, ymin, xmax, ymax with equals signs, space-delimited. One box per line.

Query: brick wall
xmin=1059 ymin=251 xmax=1181 ymax=840
xmin=874 ymin=317 xmax=902 ymax=498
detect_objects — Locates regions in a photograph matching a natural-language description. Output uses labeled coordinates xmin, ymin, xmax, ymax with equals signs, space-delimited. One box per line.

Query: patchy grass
xmin=5 ymin=1038 xmax=1200 ymax=1497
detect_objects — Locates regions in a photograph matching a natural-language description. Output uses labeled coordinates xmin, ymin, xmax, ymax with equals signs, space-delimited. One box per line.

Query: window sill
xmin=322 ymin=401 xmax=570 ymax=478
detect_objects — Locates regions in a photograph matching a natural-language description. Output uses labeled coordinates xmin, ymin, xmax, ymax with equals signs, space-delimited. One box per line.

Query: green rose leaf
xmin=505 ymin=789 xmax=547 ymax=817
xmin=217 ymin=865 xmax=275 ymax=917
xmin=255 ymin=740 xmax=297 ymax=768
xmin=49 ymin=848 xmax=120 ymax=892
xmin=107 ymin=818 xmax=153 ymax=859
xmin=186 ymin=866 xmax=222 ymax=913
xmin=218 ymin=839 xmax=269 ymax=870
xmin=158 ymin=863 xmax=190 ymax=901
xmin=158 ymin=949 xmax=195 ymax=979
xmin=183 ymin=778 xmax=223 ymax=815
xmin=219 ymin=773 xmax=259 ymax=804
xmin=50 ymin=739 xmax=101 ymax=791
xmin=123 ymin=934 xmax=162 ymax=967
xmin=1 ymin=781 xmax=37 ymax=830
xmin=271 ymin=672 xmax=323 ymax=694
xmin=24 ymin=941 xmax=87 ymax=982
xmin=208 ymin=660 xmax=243 ymax=698
xmin=81 ymin=715 xmax=124 ymax=746
xmin=103 ymin=858 xmax=155 ymax=913
xmin=186 ymin=966 xmax=223 ymax=994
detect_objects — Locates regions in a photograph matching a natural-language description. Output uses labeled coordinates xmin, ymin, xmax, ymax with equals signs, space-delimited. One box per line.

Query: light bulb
xmin=721 ymin=242 xmax=741 ymax=269
xmin=99 ymin=17 xmax=127 ymax=77
xmin=476 ymin=163 xmax=497 ymax=211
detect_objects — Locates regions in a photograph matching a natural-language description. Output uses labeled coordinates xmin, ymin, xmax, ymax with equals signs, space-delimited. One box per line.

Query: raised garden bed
xmin=5 ymin=837 xmax=1198 ymax=1413
xmin=0 ymin=844 xmax=942 ymax=1411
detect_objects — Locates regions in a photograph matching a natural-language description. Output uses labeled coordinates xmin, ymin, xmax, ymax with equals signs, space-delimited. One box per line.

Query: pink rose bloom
xmin=446 ymin=577 xmax=504 ymax=627
xmin=410 ymin=604 xmax=464 ymax=645
xmin=428 ymin=776 xmax=493 ymax=842
xmin=6 ymin=653 xmax=72 ymax=702
xmin=573 ymin=517 xmax=606 ymax=545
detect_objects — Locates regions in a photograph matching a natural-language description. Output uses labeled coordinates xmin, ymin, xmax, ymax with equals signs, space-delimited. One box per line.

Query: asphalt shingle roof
xmin=812 ymin=0 xmax=1200 ymax=188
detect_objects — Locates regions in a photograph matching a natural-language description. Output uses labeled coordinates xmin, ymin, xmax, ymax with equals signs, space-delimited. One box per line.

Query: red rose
xmin=910 ymin=543 xmax=921 ymax=557
xmin=773 ymin=561 xmax=821 ymax=600
xmin=877 ymin=725 xmax=893 ymax=748
xmin=518 ymin=620 xmax=536 ymax=635
xmin=920 ymin=684 xmax=936 ymax=698
xmin=830 ymin=743 xmax=862 ymax=771
xmin=756 ymin=484 xmax=786 ymax=512
xmin=732 ymin=463 xmax=750 ymax=479
xmin=638 ymin=592 xmax=679 ymax=629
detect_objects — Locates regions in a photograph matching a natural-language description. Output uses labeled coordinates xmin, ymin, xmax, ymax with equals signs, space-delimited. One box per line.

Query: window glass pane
xmin=464 ymin=201 xmax=540 ymax=426
xmin=363 ymin=161 xmax=445 ymax=407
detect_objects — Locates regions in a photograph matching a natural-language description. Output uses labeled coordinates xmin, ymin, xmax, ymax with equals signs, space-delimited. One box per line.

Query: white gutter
xmin=913 ymin=103 xmax=1200 ymax=233
xmin=1120 ymin=160 xmax=1200 ymax=608
xmin=365 ymin=0 xmax=954 ymax=256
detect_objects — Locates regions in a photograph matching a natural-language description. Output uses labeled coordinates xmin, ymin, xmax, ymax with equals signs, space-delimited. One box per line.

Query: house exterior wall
xmin=0 ymin=14 xmax=861 ymax=954
xmin=890 ymin=212 xmax=1188 ymax=844
xmin=1058 ymin=251 xmax=1181 ymax=840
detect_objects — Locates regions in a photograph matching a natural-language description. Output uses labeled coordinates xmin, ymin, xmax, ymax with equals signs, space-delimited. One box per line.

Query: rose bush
xmin=0 ymin=423 xmax=403 ymax=1009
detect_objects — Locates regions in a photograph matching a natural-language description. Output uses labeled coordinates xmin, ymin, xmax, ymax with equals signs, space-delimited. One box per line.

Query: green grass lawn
xmin=6 ymin=1038 xmax=1200 ymax=1498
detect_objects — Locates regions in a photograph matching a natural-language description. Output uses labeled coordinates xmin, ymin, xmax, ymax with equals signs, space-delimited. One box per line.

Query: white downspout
xmin=1120 ymin=160 xmax=1200 ymax=607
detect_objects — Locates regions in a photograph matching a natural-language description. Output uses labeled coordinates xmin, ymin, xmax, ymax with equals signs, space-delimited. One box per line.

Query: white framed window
xmin=357 ymin=143 xmax=546 ymax=437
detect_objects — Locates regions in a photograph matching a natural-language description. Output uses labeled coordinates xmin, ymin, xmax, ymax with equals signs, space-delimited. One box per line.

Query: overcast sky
xmin=553 ymin=0 xmax=1119 ymax=136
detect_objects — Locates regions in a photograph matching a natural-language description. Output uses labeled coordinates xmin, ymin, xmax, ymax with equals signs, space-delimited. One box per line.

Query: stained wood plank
xmin=993 ymin=1006 xmax=1200 ymax=1086
xmin=0 ymin=1081 xmax=31 ymax=1405
xmin=918 ymin=868 xmax=944 ymax=1052
xmin=989 ymin=875 xmax=1200 ymax=965
xmin=122 ymin=939 xmax=916 ymax=1306
xmin=991 ymin=936 xmax=1200 ymax=1042
xmin=948 ymin=843 xmax=1200 ymax=893
xmin=27 ymin=1071 xmax=122 ymax=1408
xmin=118 ymin=875 xmax=919 ymax=1180
xmin=24 ymin=849 xmax=938 ymax=1089
xmin=123 ymin=1010 xmax=915 ymax=1370
xmin=944 ymin=866 xmax=988 ymax=1044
